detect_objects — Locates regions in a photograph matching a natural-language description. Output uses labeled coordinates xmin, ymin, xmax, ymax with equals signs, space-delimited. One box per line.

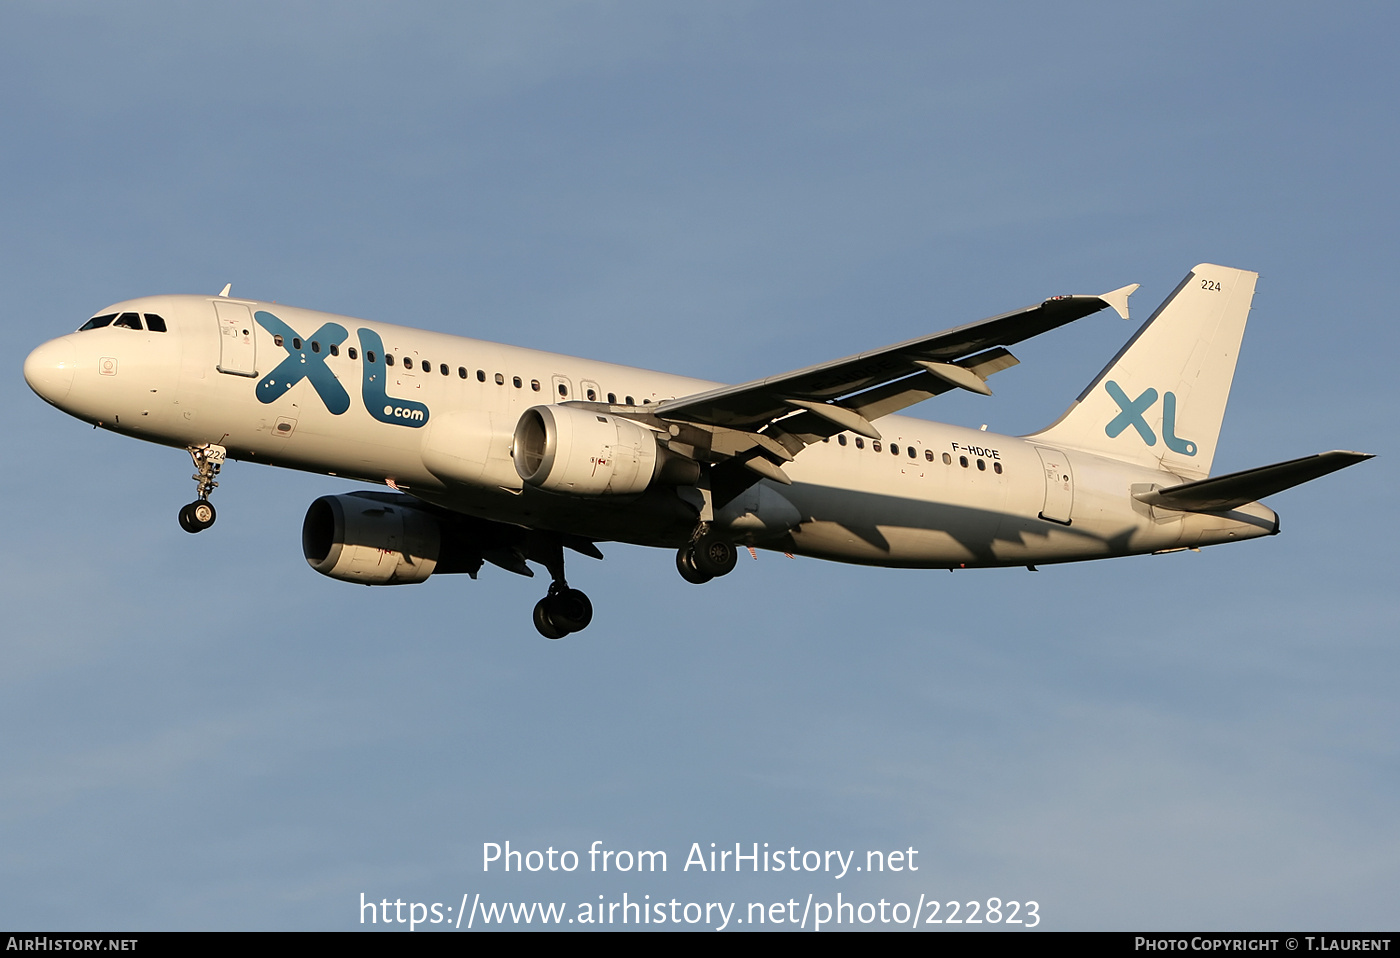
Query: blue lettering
xmin=1104 ymin=380 xmax=1158 ymax=446
xmin=254 ymin=312 xmax=350 ymax=415
xmin=1160 ymin=391 xmax=1197 ymax=456
xmin=357 ymin=328 xmax=430 ymax=428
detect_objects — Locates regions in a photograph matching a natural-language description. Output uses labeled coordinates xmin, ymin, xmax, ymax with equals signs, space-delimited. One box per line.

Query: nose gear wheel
xmin=178 ymin=499 xmax=217 ymax=533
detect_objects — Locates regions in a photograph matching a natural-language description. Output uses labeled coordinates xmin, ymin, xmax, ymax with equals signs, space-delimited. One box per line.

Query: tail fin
xmin=1029 ymin=264 xmax=1258 ymax=479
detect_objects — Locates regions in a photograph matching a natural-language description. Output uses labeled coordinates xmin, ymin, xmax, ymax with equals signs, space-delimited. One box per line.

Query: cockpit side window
xmin=144 ymin=314 xmax=168 ymax=332
xmin=113 ymin=312 xmax=143 ymax=330
xmin=79 ymin=314 xmax=117 ymax=331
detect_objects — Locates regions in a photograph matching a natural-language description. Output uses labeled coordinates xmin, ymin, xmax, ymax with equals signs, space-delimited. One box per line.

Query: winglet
xmin=1099 ymin=283 xmax=1139 ymax=320
xmin=219 ymin=283 xmax=232 ymax=297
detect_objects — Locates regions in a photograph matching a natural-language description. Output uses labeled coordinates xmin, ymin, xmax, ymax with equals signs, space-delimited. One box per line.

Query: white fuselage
xmin=24 ymin=294 xmax=1278 ymax=569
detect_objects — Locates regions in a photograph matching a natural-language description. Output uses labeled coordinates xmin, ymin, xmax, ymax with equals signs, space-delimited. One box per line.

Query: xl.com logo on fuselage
xmin=1104 ymin=380 xmax=1196 ymax=456
xmin=253 ymin=311 xmax=429 ymax=428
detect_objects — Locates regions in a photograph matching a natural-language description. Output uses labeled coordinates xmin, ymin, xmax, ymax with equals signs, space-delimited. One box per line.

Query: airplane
xmin=23 ymin=264 xmax=1371 ymax=638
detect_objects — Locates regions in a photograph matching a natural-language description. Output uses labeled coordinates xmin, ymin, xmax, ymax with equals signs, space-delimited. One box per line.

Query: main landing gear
xmin=179 ymin=443 xmax=226 ymax=534
xmin=531 ymin=536 xmax=594 ymax=639
xmin=533 ymin=583 xmax=594 ymax=640
xmin=675 ymin=528 xmax=738 ymax=585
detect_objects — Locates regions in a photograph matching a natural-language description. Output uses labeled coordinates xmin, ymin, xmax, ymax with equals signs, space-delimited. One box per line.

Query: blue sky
xmin=2 ymin=2 xmax=1395 ymax=931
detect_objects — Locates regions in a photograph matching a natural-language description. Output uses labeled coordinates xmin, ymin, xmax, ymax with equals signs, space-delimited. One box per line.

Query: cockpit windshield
xmin=77 ymin=311 xmax=168 ymax=332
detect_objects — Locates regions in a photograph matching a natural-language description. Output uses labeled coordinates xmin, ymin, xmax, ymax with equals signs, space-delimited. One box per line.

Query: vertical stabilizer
xmin=1029 ymin=264 xmax=1257 ymax=479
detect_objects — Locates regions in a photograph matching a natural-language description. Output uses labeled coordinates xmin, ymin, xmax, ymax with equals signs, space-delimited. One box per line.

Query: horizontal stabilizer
xmin=1134 ymin=450 xmax=1373 ymax=513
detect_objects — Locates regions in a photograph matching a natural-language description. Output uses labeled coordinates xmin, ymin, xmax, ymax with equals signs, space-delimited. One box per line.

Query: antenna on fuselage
xmin=218 ymin=283 xmax=232 ymax=297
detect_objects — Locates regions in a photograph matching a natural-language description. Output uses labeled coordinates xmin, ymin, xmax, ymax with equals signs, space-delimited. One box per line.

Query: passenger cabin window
xmin=872 ymin=441 xmax=882 ymax=453
xmin=994 ymin=462 xmax=1003 ymax=474
xmin=855 ymin=437 xmax=865 ymax=449
xmin=532 ymin=380 xmax=541 ymax=391
xmin=274 ymin=334 xmax=284 ymax=347
xmin=513 ymin=376 xmax=522 ymax=388
xmin=586 ymin=388 xmax=597 ymax=401
xmin=144 ymin=314 xmax=167 ymax=332
xmin=458 ymin=367 xmax=467 ymax=379
xmin=114 ymin=313 xmax=142 ymax=330
xmin=386 ymin=354 xmax=395 ymax=366
xmin=943 ymin=452 xmax=952 ymax=465
xmin=960 ymin=456 xmax=968 ymax=468
xmin=329 ymin=343 xmax=339 ymax=356
xmin=477 ymin=370 xmax=486 ymax=382
xmin=292 ymin=338 xmax=301 ymax=349
xmin=495 ymin=373 xmax=505 ymax=385
xmin=440 ymin=364 xmax=449 ymax=376
xmin=909 ymin=447 xmax=917 ymax=459
xmin=558 ymin=383 xmax=568 ymax=397
xmin=838 ymin=435 xmax=847 ymax=446
xmin=310 ymin=341 xmax=321 ymax=353
xmin=625 ymin=395 xmax=634 ymax=405
xmin=977 ymin=459 xmax=986 ymax=471
xmin=348 ymin=347 xmax=358 ymax=360
xmin=366 ymin=350 xmax=376 ymax=363
xmin=890 ymin=444 xmax=899 ymax=456
xmin=79 ymin=314 xmax=117 ymax=331
xmin=924 ymin=449 xmax=934 ymax=461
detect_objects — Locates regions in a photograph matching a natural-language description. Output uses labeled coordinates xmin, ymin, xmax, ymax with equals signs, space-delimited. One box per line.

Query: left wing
xmin=655 ymin=284 xmax=1135 ymax=434
xmin=604 ymin=283 xmax=1136 ymax=497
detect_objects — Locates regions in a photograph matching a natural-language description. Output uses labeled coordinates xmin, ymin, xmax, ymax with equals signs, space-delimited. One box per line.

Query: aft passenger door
xmin=1034 ymin=446 xmax=1074 ymax=524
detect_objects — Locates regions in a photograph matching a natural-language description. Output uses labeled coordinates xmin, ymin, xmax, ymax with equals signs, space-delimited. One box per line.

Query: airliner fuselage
xmin=25 ymin=267 xmax=1365 ymax=637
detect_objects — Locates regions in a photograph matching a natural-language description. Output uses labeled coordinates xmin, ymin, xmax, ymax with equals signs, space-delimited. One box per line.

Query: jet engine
xmin=513 ymin=405 xmax=698 ymax=497
xmin=302 ymin=492 xmax=441 ymax=585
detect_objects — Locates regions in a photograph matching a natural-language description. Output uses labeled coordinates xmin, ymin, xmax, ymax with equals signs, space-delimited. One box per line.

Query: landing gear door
xmin=1035 ymin=446 xmax=1074 ymax=525
xmin=214 ymin=301 xmax=257 ymax=377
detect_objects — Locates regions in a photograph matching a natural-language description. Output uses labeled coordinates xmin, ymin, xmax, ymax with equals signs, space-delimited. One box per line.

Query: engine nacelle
xmin=514 ymin=405 xmax=696 ymax=497
xmin=302 ymin=493 xmax=441 ymax=585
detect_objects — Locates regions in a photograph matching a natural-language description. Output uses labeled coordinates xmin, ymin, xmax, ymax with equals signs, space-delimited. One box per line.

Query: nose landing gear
xmin=179 ymin=443 xmax=226 ymax=534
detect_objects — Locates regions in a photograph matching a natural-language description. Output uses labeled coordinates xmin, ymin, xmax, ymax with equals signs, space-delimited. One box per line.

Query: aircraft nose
xmin=24 ymin=337 xmax=77 ymax=404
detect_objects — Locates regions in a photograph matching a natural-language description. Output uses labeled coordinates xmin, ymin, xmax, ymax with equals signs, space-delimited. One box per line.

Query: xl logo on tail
xmin=1104 ymin=380 xmax=1197 ymax=456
